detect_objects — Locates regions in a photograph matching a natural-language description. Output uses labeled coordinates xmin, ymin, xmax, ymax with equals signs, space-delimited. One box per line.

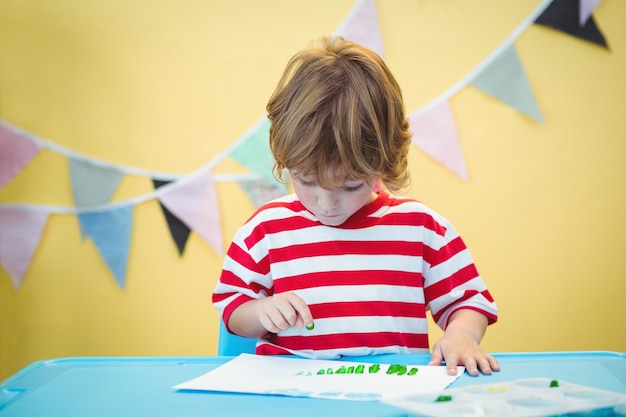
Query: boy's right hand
xmin=258 ymin=292 xmax=313 ymax=333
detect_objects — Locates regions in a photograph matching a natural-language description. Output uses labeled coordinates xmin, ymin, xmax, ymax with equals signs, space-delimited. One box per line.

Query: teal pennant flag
xmin=79 ymin=206 xmax=133 ymax=289
xmin=471 ymin=45 xmax=544 ymax=124
xmin=69 ymin=158 xmax=125 ymax=240
xmin=230 ymin=116 xmax=286 ymax=193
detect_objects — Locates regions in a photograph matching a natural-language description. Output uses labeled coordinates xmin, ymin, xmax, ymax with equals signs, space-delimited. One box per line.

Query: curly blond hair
xmin=267 ymin=36 xmax=412 ymax=193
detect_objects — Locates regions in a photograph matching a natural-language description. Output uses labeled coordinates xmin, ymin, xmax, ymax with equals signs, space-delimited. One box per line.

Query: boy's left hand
xmin=428 ymin=309 xmax=500 ymax=376
xmin=428 ymin=332 xmax=500 ymax=376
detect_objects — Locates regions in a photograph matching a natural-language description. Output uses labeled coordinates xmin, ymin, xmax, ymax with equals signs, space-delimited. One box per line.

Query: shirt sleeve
xmin=422 ymin=215 xmax=498 ymax=329
xmin=212 ymin=224 xmax=273 ymax=333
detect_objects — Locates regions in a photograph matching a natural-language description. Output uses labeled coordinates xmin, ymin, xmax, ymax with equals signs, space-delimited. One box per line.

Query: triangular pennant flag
xmin=334 ymin=0 xmax=384 ymax=57
xmin=237 ymin=177 xmax=285 ymax=208
xmin=69 ymin=158 xmax=125 ymax=207
xmin=156 ymin=169 xmax=224 ymax=256
xmin=471 ymin=45 xmax=545 ymax=123
xmin=0 ymin=209 xmax=49 ymax=290
xmin=153 ymin=179 xmax=192 ymax=255
xmin=79 ymin=206 xmax=133 ymax=289
xmin=69 ymin=158 xmax=125 ymax=240
xmin=580 ymin=0 xmax=602 ymax=26
xmin=409 ymin=100 xmax=468 ymax=181
xmin=0 ymin=122 xmax=44 ymax=189
xmin=230 ymin=116 xmax=287 ymax=194
xmin=535 ymin=0 xmax=608 ymax=48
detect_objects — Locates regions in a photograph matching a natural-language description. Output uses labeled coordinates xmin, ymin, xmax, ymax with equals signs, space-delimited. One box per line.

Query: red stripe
xmin=218 ymin=269 xmax=272 ymax=296
xmin=310 ymin=301 xmax=427 ymax=319
xmin=429 ymin=236 xmax=466 ymax=268
xmin=245 ymin=215 xmax=315 ymax=248
xmin=424 ymin=264 xmax=480 ymax=301
xmin=269 ymin=332 xmax=430 ymax=351
xmin=271 ymin=240 xmax=425 ymax=262
xmin=225 ymin=242 xmax=261 ymax=273
xmin=371 ymin=212 xmax=447 ymax=237
xmin=274 ymin=270 xmax=423 ymax=292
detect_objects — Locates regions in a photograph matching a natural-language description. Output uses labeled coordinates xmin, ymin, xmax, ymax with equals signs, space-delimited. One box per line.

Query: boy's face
xmin=291 ymin=171 xmax=378 ymax=226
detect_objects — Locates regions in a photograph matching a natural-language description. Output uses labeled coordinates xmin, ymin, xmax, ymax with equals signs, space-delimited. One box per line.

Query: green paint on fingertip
xmin=305 ymin=322 xmax=315 ymax=330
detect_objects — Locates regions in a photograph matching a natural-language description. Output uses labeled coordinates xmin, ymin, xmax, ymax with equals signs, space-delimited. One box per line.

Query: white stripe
xmin=293 ymin=284 xmax=425 ymax=305
xmin=279 ymin=316 xmax=429 ymax=337
xmin=221 ymin=256 xmax=273 ymax=289
xmin=428 ymin=277 xmax=494 ymax=320
xmin=272 ymin=254 xmax=423 ymax=278
xmin=269 ymin=223 xmax=441 ymax=245
xmin=427 ymin=248 xmax=475 ymax=285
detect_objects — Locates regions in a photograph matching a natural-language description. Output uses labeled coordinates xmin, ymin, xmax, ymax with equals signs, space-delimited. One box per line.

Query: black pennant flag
xmin=153 ymin=179 xmax=192 ymax=256
xmin=535 ymin=0 xmax=609 ymax=49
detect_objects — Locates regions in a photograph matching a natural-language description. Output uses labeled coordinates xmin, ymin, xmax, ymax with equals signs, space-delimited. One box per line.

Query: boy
xmin=213 ymin=36 xmax=499 ymax=376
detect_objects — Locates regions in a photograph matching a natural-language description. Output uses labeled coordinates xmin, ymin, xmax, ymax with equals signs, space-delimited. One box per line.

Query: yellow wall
xmin=1 ymin=0 xmax=625 ymax=380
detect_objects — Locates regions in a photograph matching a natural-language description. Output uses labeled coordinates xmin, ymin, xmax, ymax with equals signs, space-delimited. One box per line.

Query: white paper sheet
xmin=173 ymin=354 xmax=463 ymax=401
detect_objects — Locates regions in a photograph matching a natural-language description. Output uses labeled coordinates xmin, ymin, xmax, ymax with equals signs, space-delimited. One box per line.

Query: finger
xmin=485 ymin=354 xmax=500 ymax=372
xmin=428 ymin=347 xmax=444 ymax=366
xmin=476 ymin=356 xmax=494 ymax=375
xmin=284 ymin=293 xmax=313 ymax=329
xmin=271 ymin=296 xmax=301 ymax=329
xmin=266 ymin=307 xmax=293 ymax=331
xmin=259 ymin=314 xmax=281 ymax=333
xmin=463 ymin=357 xmax=480 ymax=376
xmin=445 ymin=356 xmax=459 ymax=376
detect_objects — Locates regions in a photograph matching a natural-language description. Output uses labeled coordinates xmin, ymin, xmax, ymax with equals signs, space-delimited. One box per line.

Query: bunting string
xmin=413 ymin=0 xmax=553 ymax=117
xmin=0 ymin=0 xmax=611 ymax=290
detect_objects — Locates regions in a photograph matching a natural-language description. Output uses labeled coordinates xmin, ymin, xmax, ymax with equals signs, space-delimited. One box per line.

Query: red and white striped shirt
xmin=213 ymin=191 xmax=497 ymax=359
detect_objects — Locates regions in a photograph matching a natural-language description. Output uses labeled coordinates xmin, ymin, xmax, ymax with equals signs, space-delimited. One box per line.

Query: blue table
xmin=1 ymin=351 xmax=625 ymax=416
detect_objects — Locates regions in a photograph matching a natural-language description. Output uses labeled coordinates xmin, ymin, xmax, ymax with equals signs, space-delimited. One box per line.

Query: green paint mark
xmin=549 ymin=379 xmax=559 ymax=388
xmin=368 ymin=364 xmax=381 ymax=374
xmin=302 ymin=362 xmax=418 ymax=377
xmin=435 ymin=395 xmax=452 ymax=402
xmin=305 ymin=322 xmax=315 ymax=331
xmin=386 ymin=364 xmax=407 ymax=375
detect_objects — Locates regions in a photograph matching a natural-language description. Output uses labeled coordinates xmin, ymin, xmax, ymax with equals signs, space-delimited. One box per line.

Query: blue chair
xmin=217 ymin=320 xmax=257 ymax=356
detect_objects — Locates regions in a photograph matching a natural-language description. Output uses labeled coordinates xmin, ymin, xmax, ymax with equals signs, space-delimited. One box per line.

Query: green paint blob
xmin=368 ymin=364 xmax=381 ymax=373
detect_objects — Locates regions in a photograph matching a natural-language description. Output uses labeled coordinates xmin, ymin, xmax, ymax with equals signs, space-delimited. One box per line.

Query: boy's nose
xmin=317 ymin=189 xmax=339 ymax=211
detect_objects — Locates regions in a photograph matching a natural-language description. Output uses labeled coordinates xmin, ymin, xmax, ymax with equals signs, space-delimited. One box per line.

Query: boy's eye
xmin=297 ymin=178 xmax=316 ymax=187
xmin=342 ymin=183 xmax=364 ymax=192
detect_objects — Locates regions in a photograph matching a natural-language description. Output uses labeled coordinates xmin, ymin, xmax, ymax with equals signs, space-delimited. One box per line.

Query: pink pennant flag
xmin=0 ymin=122 xmax=44 ymax=189
xmin=0 ymin=209 xmax=49 ymax=290
xmin=409 ymin=101 xmax=469 ymax=181
xmin=580 ymin=0 xmax=602 ymax=26
xmin=334 ymin=0 xmax=384 ymax=57
xmin=156 ymin=169 xmax=224 ymax=256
